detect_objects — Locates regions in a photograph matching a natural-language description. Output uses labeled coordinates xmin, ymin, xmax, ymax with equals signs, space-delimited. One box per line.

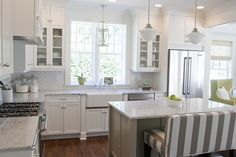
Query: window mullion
xmin=94 ymin=25 xmax=99 ymax=84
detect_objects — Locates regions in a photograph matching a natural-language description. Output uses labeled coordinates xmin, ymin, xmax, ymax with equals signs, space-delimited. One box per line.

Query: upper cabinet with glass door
xmin=132 ymin=14 xmax=162 ymax=72
xmin=34 ymin=7 xmax=65 ymax=71
xmin=137 ymin=36 xmax=160 ymax=72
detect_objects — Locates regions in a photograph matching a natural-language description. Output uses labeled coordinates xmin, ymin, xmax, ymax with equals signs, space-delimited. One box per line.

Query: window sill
xmin=63 ymin=84 xmax=133 ymax=89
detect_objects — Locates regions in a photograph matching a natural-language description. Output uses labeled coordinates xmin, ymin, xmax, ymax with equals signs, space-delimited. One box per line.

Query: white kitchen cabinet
xmin=104 ymin=108 xmax=109 ymax=131
xmin=12 ymin=0 xmax=43 ymax=42
xmin=0 ymin=0 xmax=13 ymax=78
xmin=86 ymin=108 xmax=108 ymax=133
xmin=42 ymin=7 xmax=65 ymax=26
xmin=132 ymin=14 xmax=162 ymax=72
xmin=35 ymin=27 xmax=64 ymax=70
xmin=34 ymin=7 xmax=65 ymax=71
xmin=64 ymin=103 xmax=81 ymax=134
xmin=44 ymin=95 xmax=81 ymax=136
xmin=133 ymin=37 xmax=160 ymax=72
xmin=25 ymin=45 xmax=34 ymax=71
xmin=50 ymin=7 xmax=66 ymax=26
xmin=168 ymin=15 xmax=186 ymax=45
xmin=46 ymin=103 xmax=64 ymax=135
xmin=168 ymin=15 xmax=204 ymax=50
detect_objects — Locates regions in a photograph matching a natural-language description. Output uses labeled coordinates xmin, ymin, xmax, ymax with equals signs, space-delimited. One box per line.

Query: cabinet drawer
xmin=45 ymin=94 xmax=80 ymax=103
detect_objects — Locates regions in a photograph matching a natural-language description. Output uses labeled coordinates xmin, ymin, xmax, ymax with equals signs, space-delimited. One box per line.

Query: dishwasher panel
xmin=127 ymin=93 xmax=155 ymax=101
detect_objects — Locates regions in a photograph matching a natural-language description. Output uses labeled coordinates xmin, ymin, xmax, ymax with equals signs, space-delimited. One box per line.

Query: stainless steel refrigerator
xmin=167 ymin=49 xmax=205 ymax=98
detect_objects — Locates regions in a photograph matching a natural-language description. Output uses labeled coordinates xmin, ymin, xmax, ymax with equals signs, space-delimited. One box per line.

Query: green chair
xmin=210 ymin=79 xmax=236 ymax=105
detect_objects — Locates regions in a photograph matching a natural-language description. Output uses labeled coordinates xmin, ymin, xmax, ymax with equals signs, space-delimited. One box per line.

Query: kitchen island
xmin=108 ymin=98 xmax=236 ymax=157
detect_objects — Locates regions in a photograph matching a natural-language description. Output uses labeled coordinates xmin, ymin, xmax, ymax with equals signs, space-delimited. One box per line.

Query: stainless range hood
xmin=13 ymin=36 xmax=44 ymax=46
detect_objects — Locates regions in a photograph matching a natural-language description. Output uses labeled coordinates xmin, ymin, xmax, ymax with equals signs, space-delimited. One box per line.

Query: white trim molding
xmin=205 ymin=1 xmax=236 ymax=27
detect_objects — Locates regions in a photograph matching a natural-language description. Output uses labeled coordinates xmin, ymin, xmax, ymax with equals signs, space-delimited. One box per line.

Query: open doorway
xmin=208 ymin=23 xmax=236 ymax=105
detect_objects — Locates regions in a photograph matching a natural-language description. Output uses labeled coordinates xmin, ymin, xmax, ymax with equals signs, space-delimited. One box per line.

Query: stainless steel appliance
xmin=127 ymin=93 xmax=155 ymax=101
xmin=0 ymin=102 xmax=47 ymax=157
xmin=167 ymin=49 xmax=205 ymax=98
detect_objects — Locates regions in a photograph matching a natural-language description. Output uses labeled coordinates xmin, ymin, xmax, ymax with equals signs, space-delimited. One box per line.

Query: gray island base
xmin=108 ymin=98 xmax=236 ymax=157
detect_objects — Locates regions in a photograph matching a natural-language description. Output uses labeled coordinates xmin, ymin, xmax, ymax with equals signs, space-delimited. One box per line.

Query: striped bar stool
xmin=144 ymin=111 xmax=236 ymax=157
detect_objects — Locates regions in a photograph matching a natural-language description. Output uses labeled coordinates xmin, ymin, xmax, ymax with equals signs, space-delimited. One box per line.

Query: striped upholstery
xmin=145 ymin=111 xmax=236 ymax=157
xmin=144 ymin=129 xmax=166 ymax=154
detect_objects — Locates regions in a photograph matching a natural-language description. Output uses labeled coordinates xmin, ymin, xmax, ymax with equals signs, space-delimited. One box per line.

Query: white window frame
xmin=210 ymin=40 xmax=233 ymax=80
xmin=65 ymin=21 xmax=127 ymax=86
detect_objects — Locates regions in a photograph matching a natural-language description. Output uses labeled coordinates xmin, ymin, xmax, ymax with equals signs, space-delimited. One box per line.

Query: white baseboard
xmin=80 ymin=132 xmax=87 ymax=140
xmin=86 ymin=131 xmax=108 ymax=137
xmin=42 ymin=132 xmax=108 ymax=140
xmin=42 ymin=133 xmax=80 ymax=140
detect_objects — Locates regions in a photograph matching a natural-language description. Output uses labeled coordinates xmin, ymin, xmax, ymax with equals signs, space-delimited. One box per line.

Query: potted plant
xmin=76 ymin=73 xmax=86 ymax=85
xmin=0 ymin=81 xmax=13 ymax=102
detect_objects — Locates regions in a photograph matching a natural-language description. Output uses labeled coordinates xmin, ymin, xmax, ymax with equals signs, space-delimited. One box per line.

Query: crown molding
xmin=205 ymin=0 xmax=236 ymax=17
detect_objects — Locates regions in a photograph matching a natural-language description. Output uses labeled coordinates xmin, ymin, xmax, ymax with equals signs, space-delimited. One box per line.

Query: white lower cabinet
xmin=46 ymin=102 xmax=64 ymax=135
xmin=45 ymin=95 xmax=81 ymax=136
xmin=86 ymin=108 xmax=108 ymax=133
xmin=64 ymin=103 xmax=81 ymax=134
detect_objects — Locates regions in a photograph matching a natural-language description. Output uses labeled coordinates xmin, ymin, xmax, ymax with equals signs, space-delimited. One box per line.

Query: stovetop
xmin=0 ymin=102 xmax=40 ymax=118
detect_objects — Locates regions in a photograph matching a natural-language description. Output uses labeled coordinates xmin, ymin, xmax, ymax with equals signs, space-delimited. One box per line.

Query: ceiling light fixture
xmin=186 ymin=0 xmax=204 ymax=44
xmin=97 ymin=5 xmax=109 ymax=47
xmin=109 ymin=0 xmax=117 ymax=2
xmin=154 ymin=4 xmax=162 ymax=8
xmin=197 ymin=6 xmax=205 ymax=9
xmin=139 ymin=0 xmax=158 ymax=41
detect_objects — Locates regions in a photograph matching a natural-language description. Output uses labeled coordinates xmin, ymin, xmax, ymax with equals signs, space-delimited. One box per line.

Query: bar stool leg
xmin=144 ymin=144 xmax=151 ymax=157
xmin=229 ymin=150 xmax=234 ymax=157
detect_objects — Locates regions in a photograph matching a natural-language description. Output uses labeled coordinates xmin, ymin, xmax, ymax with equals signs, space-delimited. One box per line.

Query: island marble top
xmin=109 ymin=98 xmax=236 ymax=119
xmin=0 ymin=116 xmax=39 ymax=151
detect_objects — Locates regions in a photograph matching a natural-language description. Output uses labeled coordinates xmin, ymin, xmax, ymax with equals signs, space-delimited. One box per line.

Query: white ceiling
xmin=46 ymin=0 xmax=233 ymax=10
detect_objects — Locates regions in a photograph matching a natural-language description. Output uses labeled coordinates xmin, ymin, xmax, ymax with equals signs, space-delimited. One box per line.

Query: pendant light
xmin=97 ymin=5 xmax=109 ymax=47
xmin=186 ymin=0 xmax=204 ymax=44
xmin=139 ymin=0 xmax=158 ymax=41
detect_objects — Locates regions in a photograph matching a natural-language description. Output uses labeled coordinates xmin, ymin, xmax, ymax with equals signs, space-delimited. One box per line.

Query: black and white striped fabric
xmin=145 ymin=111 xmax=236 ymax=157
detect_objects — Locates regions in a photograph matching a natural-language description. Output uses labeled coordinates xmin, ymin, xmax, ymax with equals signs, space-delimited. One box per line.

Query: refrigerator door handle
xmin=187 ymin=57 xmax=192 ymax=95
xmin=182 ymin=57 xmax=188 ymax=95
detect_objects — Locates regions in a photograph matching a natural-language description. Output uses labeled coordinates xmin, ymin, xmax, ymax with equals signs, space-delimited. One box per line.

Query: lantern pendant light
xmin=139 ymin=0 xmax=158 ymax=41
xmin=97 ymin=5 xmax=109 ymax=47
xmin=186 ymin=0 xmax=204 ymax=44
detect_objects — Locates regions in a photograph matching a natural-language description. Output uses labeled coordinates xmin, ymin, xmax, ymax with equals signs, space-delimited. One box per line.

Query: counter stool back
xmin=144 ymin=111 xmax=236 ymax=157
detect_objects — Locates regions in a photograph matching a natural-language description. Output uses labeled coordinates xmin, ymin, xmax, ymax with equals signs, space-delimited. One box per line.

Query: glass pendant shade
xmin=186 ymin=0 xmax=204 ymax=44
xmin=97 ymin=21 xmax=109 ymax=47
xmin=186 ymin=28 xmax=204 ymax=44
xmin=140 ymin=24 xmax=157 ymax=41
xmin=139 ymin=0 xmax=158 ymax=41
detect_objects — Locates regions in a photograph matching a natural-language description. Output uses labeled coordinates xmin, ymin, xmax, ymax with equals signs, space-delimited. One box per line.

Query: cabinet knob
xmin=61 ymin=106 xmax=66 ymax=109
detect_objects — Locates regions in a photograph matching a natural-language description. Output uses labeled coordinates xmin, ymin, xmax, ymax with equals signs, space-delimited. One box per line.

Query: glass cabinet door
xmin=152 ymin=40 xmax=159 ymax=68
xmin=139 ymin=40 xmax=148 ymax=68
xmin=52 ymin=28 xmax=63 ymax=66
xmin=37 ymin=28 xmax=48 ymax=66
xmin=138 ymin=35 xmax=160 ymax=70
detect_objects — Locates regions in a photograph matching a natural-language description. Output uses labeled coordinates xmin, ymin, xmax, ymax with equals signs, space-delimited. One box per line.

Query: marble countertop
xmin=0 ymin=116 xmax=39 ymax=151
xmin=109 ymin=98 xmax=236 ymax=119
xmin=1 ymin=89 xmax=165 ymax=104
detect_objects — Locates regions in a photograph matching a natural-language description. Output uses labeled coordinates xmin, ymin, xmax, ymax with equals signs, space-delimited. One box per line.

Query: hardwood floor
xmin=43 ymin=136 xmax=108 ymax=157
xmin=43 ymin=136 xmax=234 ymax=157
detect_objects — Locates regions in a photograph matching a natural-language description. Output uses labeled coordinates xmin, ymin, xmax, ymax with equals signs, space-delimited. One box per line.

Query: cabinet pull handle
xmin=60 ymin=98 xmax=67 ymax=101
xmin=3 ymin=64 xmax=10 ymax=67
